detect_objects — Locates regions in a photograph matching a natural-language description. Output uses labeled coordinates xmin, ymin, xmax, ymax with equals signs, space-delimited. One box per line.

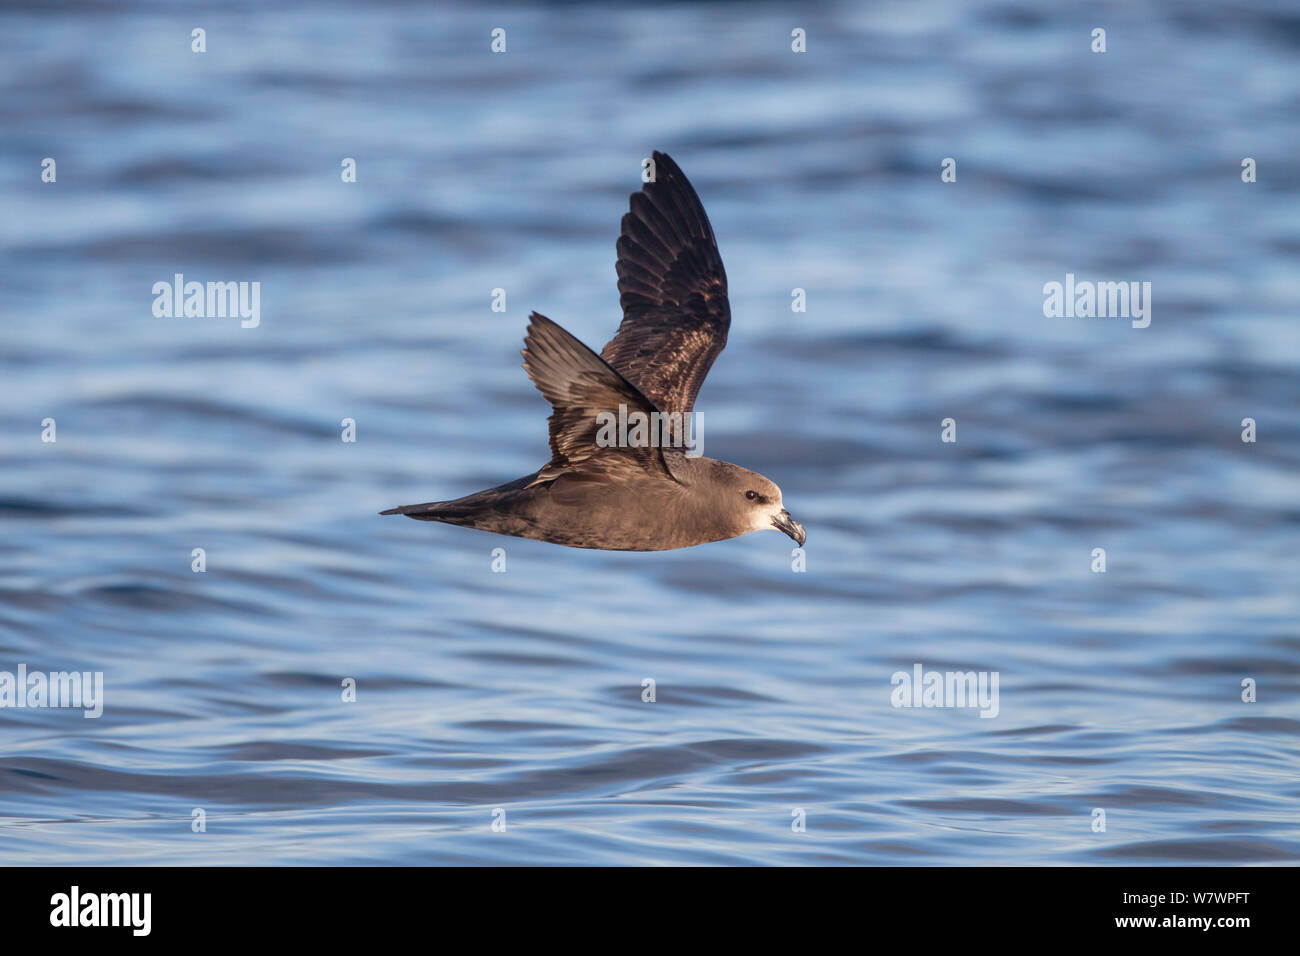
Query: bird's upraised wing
xmin=522 ymin=312 xmax=677 ymax=485
xmin=600 ymin=151 xmax=730 ymax=417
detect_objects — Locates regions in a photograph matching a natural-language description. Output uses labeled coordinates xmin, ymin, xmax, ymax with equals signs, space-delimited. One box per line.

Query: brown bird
xmin=381 ymin=151 xmax=805 ymax=551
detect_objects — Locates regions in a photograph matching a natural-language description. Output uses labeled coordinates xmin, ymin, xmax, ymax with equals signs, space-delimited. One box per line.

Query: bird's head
xmin=703 ymin=460 xmax=806 ymax=547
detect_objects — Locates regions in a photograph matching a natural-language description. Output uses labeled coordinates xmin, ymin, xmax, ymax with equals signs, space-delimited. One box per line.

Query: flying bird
xmin=381 ymin=151 xmax=805 ymax=551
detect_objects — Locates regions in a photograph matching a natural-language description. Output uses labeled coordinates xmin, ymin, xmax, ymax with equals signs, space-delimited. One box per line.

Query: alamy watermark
xmin=595 ymin=404 xmax=703 ymax=457
xmin=1043 ymin=273 xmax=1151 ymax=328
xmin=890 ymin=663 xmax=999 ymax=718
xmin=50 ymin=886 xmax=150 ymax=936
xmin=152 ymin=273 xmax=260 ymax=328
xmin=0 ymin=664 xmax=103 ymax=717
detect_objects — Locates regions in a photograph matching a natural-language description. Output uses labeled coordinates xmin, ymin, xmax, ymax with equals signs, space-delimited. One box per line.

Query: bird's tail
xmin=380 ymin=472 xmax=541 ymax=525
xmin=379 ymin=500 xmax=466 ymax=522
xmin=381 ymin=472 xmax=541 ymax=526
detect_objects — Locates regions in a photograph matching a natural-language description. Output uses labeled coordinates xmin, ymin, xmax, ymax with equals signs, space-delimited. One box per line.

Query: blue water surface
xmin=1 ymin=0 xmax=1298 ymax=865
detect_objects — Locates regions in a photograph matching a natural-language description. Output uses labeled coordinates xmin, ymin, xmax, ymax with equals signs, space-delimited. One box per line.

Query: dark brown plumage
xmin=381 ymin=151 xmax=804 ymax=551
xmin=602 ymin=152 xmax=730 ymax=417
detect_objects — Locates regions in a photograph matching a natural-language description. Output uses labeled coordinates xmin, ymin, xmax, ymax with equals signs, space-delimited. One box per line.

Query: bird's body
xmin=382 ymin=152 xmax=804 ymax=551
xmin=392 ymin=456 xmax=785 ymax=551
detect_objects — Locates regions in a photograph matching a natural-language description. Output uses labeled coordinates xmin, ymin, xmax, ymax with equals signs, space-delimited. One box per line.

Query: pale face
xmin=709 ymin=462 xmax=806 ymax=546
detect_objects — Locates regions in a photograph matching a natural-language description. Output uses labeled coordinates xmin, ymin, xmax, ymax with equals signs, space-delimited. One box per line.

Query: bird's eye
xmin=745 ymin=490 xmax=758 ymax=501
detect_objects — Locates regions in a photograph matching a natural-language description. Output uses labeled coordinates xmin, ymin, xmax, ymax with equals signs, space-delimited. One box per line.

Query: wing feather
xmin=522 ymin=312 xmax=676 ymax=484
xmin=600 ymin=151 xmax=730 ymax=416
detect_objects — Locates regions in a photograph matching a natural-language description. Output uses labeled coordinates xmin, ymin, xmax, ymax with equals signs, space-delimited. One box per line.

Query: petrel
xmin=381 ymin=151 xmax=805 ymax=551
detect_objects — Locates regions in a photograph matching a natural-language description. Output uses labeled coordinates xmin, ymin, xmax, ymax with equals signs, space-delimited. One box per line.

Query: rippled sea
xmin=2 ymin=0 xmax=1298 ymax=865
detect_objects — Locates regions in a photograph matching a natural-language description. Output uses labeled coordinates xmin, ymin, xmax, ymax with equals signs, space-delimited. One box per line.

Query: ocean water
xmin=1 ymin=0 xmax=1298 ymax=865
